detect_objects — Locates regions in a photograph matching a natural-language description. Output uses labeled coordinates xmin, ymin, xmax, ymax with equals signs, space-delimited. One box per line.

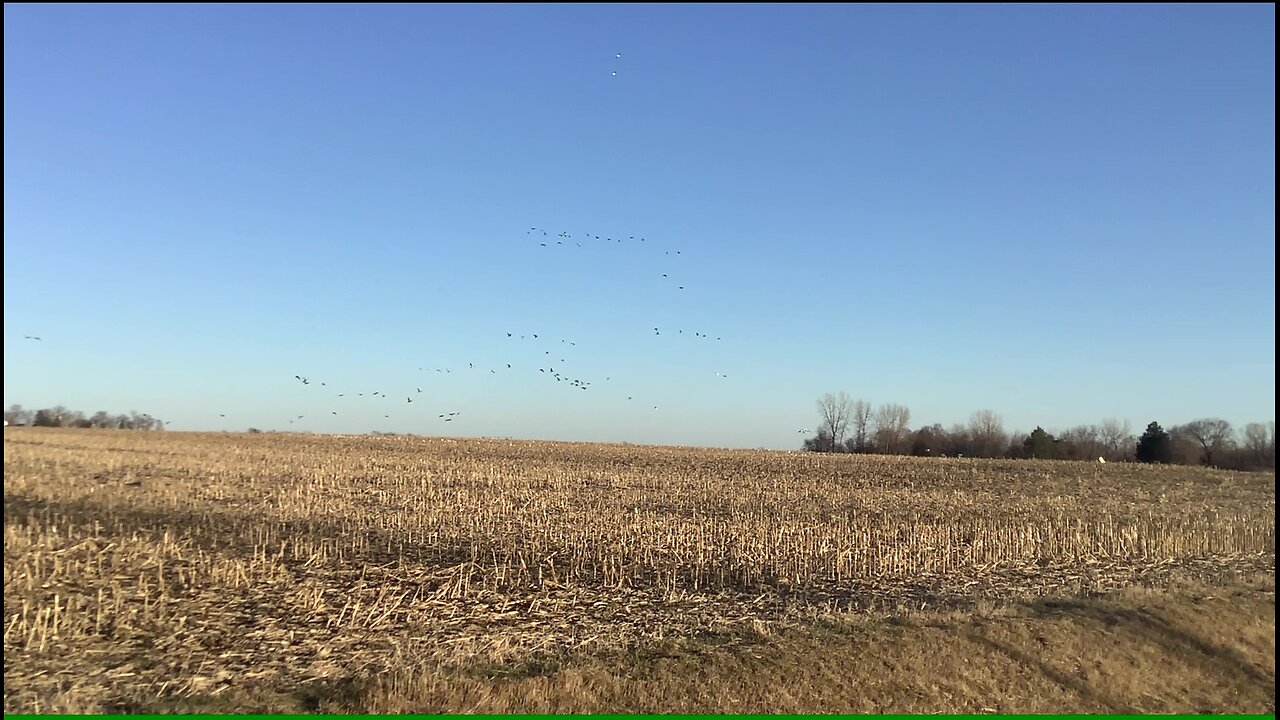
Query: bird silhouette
xmin=24 ymin=336 xmax=42 ymax=341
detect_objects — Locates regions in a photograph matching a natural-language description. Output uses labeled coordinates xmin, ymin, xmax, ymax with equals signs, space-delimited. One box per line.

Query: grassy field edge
xmin=135 ymin=577 xmax=1274 ymax=714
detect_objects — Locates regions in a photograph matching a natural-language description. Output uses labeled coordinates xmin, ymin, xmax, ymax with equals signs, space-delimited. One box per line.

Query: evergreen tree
xmin=1023 ymin=426 xmax=1062 ymax=459
xmin=1136 ymin=421 xmax=1173 ymax=463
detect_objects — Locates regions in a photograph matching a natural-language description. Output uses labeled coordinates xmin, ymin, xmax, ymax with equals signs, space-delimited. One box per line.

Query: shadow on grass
xmin=965 ymin=629 xmax=1135 ymax=713
xmin=1027 ymin=596 xmax=1275 ymax=691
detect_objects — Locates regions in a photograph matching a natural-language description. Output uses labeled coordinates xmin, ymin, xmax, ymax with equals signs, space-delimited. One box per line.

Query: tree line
xmin=806 ymin=392 xmax=1276 ymax=471
xmin=3 ymin=404 xmax=165 ymax=431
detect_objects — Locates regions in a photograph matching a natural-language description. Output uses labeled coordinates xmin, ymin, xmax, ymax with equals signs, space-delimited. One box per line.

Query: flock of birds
xmin=208 ymin=223 xmax=740 ymax=432
xmin=20 ymin=223 xmax=762 ymax=437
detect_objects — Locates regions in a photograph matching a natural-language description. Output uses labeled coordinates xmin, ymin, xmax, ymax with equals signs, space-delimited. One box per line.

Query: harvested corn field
xmin=4 ymin=428 xmax=1275 ymax=712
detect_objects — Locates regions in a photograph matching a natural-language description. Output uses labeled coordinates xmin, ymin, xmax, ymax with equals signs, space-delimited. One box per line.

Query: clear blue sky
xmin=4 ymin=4 xmax=1275 ymax=449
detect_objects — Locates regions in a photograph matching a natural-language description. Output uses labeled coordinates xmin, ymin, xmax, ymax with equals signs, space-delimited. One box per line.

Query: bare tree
xmin=4 ymin=404 xmax=32 ymax=426
xmin=850 ymin=399 xmax=873 ymax=452
xmin=1175 ymin=418 xmax=1235 ymax=467
xmin=1098 ymin=418 xmax=1132 ymax=459
xmin=1241 ymin=421 xmax=1276 ymax=468
xmin=816 ymin=392 xmax=853 ymax=452
xmin=1060 ymin=424 xmax=1104 ymax=460
xmin=873 ymin=404 xmax=911 ymax=455
xmin=967 ymin=409 xmax=1007 ymax=458
xmin=947 ymin=423 xmax=973 ymax=457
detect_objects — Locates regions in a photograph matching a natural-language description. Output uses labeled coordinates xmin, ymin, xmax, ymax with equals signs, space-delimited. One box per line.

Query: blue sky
xmin=4 ymin=4 xmax=1275 ymax=449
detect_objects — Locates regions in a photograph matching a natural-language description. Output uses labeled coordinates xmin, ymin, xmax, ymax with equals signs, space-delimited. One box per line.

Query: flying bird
xmin=24 ymin=336 xmax=41 ymax=341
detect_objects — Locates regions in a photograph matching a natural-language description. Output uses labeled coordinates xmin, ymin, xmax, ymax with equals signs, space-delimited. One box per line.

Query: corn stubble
xmin=4 ymin=429 xmax=1275 ymax=711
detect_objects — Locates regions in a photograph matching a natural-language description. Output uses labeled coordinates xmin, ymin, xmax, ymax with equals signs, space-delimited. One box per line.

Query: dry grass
xmin=3 ymin=428 xmax=1275 ymax=712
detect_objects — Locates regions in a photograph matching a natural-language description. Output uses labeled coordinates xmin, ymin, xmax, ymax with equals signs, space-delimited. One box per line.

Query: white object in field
xmin=1098 ymin=457 xmax=1106 ymax=464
